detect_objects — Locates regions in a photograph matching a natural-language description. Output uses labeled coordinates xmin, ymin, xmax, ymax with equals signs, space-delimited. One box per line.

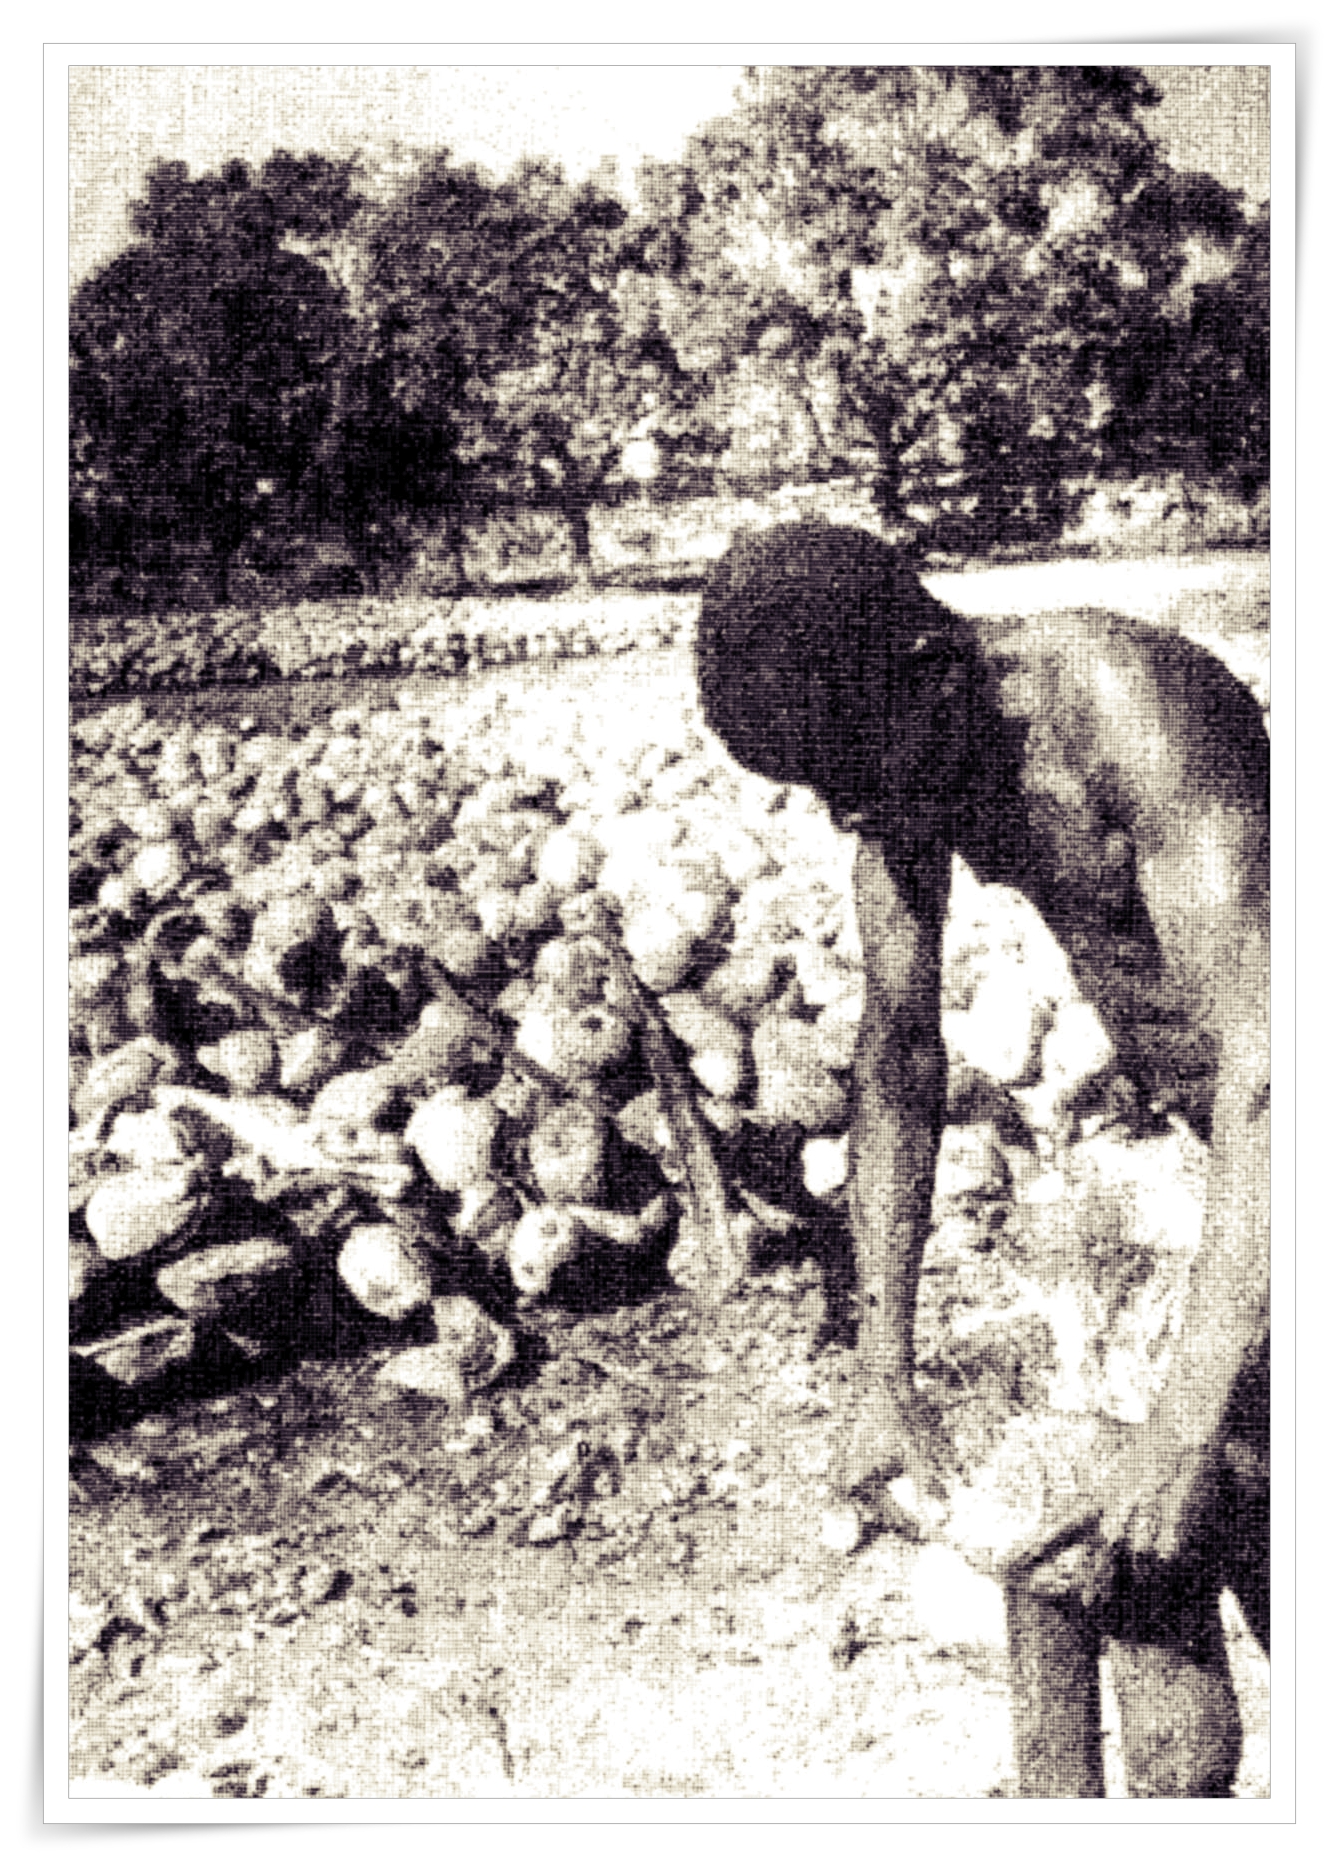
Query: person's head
xmin=695 ymin=521 xmax=972 ymax=835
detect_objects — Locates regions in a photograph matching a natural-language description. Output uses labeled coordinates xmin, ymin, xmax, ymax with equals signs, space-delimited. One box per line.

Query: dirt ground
xmin=66 ymin=556 xmax=1271 ymax=1801
xmin=67 ymin=1250 xmax=1270 ymax=1800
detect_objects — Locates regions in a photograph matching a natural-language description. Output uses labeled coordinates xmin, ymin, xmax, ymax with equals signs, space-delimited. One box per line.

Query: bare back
xmin=950 ymin=607 xmax=1269 ymax=1129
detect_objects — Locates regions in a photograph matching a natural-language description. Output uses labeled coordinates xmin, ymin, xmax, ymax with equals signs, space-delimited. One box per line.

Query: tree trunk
xmin=443 ymin=511 xmax=469 ymax=592
xmin=563 ymin=495 xmax=594 ymax=585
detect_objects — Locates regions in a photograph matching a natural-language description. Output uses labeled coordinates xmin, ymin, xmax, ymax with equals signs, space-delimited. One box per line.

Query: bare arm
xmin=1138 ymin=804 xmax=1270 ymax=1454
xmin=840 ymin=833 xmax=952 ymax=1495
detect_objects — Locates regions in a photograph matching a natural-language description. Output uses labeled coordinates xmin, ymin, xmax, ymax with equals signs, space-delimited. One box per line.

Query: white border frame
xmin=44 ymin=38 xmax=1299 ymax=1834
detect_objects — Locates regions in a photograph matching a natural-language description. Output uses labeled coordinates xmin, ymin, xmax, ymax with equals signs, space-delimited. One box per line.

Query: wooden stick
xmin=598 ymin=938 xmax=733 ymax=1301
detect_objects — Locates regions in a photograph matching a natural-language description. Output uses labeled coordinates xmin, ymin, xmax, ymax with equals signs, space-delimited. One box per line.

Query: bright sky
xmin=67 ymin=63 xmax=1270 ymax=295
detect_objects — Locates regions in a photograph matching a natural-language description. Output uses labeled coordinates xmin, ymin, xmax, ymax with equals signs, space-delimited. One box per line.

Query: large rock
xmin=156 ymin=1236 xmax=296 ymax=1328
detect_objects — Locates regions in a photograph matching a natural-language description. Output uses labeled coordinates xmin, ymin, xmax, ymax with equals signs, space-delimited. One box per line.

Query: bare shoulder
xmin=971 ymin=606 xmax=1269 ymax=826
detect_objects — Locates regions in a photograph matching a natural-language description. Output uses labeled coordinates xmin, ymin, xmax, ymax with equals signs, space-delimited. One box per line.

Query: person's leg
xmin=1005 ymin=1581 xmax=1104 ymax=1796
xmin=1220 ymin=1332 xmax=1270 ymax=1654
xmin=1102 ymin=1526 xmax=1243 ymax=1797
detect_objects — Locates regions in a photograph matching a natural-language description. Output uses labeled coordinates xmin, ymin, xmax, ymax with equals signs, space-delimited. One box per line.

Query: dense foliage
xmin=70 ymin=67 xmax=1269 ymax=609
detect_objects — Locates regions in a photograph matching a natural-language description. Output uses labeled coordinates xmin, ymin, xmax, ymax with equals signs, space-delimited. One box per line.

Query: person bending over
xmin=695 ymin=521 xmax=1269 ymax=1798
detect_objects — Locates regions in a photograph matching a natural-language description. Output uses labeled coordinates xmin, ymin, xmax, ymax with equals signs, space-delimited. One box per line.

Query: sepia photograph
xmin=59 ymin=49 xmax=1284 ymax=1808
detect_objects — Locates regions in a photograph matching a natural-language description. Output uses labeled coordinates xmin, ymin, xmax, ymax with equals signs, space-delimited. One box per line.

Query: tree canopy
xmin=71 ymin=69 xmax=1269 ymax=611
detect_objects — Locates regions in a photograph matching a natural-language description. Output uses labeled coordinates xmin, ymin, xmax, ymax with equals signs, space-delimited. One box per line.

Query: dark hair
xmin=696 ymin=521 xmax=965 ymax=816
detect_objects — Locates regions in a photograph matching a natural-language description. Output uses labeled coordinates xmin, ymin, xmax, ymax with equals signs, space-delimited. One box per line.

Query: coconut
xmin=455 ymin=1181 xmax=521 ymax=1247
xmin=529 ymin=1102 xmax=608 ymax=1204
xmin=131 ymin=840 xmax=187 ymax=898
xmin=71 ymin=1037 xmax=176 ymax=1127
xmin=69 ymin=953 xmax=120 ymax=1024
xmin=310 ymin=1070 xmax=399 ymax=1133
xmin=431 ymin=1293 xmax=516 ymax=1386
xmin=405 ymin=1086 xmax=499 ymax=1192
xmin=614 ymin=1088 xmax=674 ymax=1159
xmin=531 ymin=934 xmax=609 ymax=1007
xmin=204 ymin=1029 xmax=277 ymax=1095
xmin=534 ymin=824 xmax=604 ymax=897
xmin=752 ymin=1015 xmax=850 ymax=1132
xmin=473 ymin=887 xmax=518 ymax=942
xmin=700 ymin=946 xmax=787 ymax=1022
xmin=72 ymin=1315 xmax=196 ymax=1387
xmin=515 ymin=990 xmax=633 ymax=1084
xmin=277 ymin=1025 xmax=348 ymax=1095
xmin=507 ymin=1205 xmax=583 ymax=1300
xmin=85 ymin=1164 xmax=204 ymax=1261
xmin=97 ymin=872 xmax=142 ymax=916
xmin=428 ymin=917 xmax=493 ymax=981
xmin=104 ymin=1106 xmax=193 ymax=1171
xmin=943 ymin=970 xmax=1048 ymax=1086
xmin=156 ymin=1236 xmax=295 ymax=1326
xmin=622 ymin=905 xmax=697 ymax=995
xmin=337 ymin=1225 xmax=433 ymax=1320
xmin=802 ymin=1133 xmax=850 ymax=1198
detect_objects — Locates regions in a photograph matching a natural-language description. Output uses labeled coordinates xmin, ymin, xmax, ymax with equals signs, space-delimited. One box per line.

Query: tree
xmin=318 ymin=149 xmax=525 ymax=592
xmin=1100 ymin=202 xmax=1268 ymax=503
xmin=70 ymin=153 xmax=361 ymax=606
xmin=645 ymin=65 xmax=1252 ymax=557
xmin=484 ymin=158 xmax=720 ymax=578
